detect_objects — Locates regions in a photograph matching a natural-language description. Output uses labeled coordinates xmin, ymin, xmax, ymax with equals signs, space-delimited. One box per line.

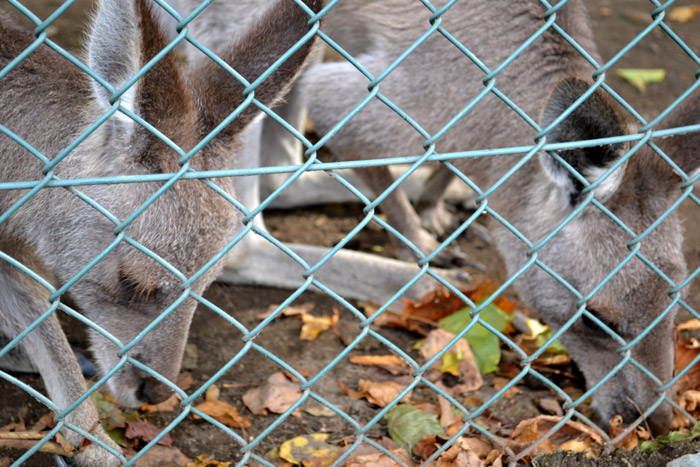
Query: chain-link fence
xmin=1 ymin=0 xmax=700 ymax=465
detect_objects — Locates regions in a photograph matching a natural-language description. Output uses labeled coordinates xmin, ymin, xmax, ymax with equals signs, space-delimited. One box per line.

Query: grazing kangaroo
xmin=300 ymin=0 xmax=699 ymax=435
xmin=0 ymin=0 xmax=321 ymax=463
xmin=160 ymin=0 xmax=696 ymax=436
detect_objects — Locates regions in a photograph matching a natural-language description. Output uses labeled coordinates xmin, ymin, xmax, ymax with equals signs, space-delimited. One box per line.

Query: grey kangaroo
xmin=301 ymin=0 xmax=700 ymax=435
xmin=177 ymin=0 xmax=699 ymax=435
xmin=0 ymin=0 xmax=321 ymax=464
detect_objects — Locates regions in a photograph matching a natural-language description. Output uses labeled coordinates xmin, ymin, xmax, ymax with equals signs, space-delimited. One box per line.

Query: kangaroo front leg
xmin=0 ymin=265 xmax=121 ymax=466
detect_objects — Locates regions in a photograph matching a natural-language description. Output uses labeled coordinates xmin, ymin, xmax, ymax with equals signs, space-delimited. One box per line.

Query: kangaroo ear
xmin=87 ymin=0 xmax=141 ymax=118
xmin=539 ymin=77 xmax=629 ymax=205
xmin=190 ymin=0 xmax=324 ymax=143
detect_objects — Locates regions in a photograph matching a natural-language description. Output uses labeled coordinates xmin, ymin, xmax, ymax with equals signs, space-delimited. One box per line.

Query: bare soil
xmin=2 ymin=0 xmax=700 ymax=466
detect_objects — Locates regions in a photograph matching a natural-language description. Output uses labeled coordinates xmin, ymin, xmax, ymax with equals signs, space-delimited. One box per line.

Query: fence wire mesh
xmin=1 ymin=0 xmax=700 ymax=465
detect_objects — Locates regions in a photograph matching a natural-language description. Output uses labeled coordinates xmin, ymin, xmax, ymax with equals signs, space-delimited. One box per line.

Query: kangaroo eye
xmin=581 ymin=308 xmax=617 ymax=335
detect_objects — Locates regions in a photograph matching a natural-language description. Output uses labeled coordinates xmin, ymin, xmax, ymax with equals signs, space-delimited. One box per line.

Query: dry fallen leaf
xmin=242 ymin=372 xmax=302 ymax=415
xmin=668 ymin=5 xmax=700 ymax=23
xmin=0 ymin=431 xmax=76 ymax=457
xmin=341 ymin=379 xmax=412 ymax=407
xmin=345 ymin=449 xmax=413 ymax=466
xmin=130 ymin=444 xmax=192 ymax=467
xmin=608 ymin=414 xmax=650 ymax=450
xmin=257 ymin=302 xmax=315 ymax=321
xmin=674 ymin=325 xmax=700 ymax=395
xmin=124 ymin=420 xmax=174 ymax=447
xmin=510 ymin=415 xmax=602 ymax=457
xmin=436 ymin=437 xmax=485 ymax=466
xmin=300 ymin=310 xmax=338 ymax=341
xmin=303 ymin=405 xmax=337 ymax=418
xmin=185 ymin=454 xmax=231 ymax=467
xmin=193 ymin=399 xmax=251 ymax=428
xmin=491 ymin=377 xmax=522 ymax=400
xmin=419 ymin=328 xmax=483 ymax=391
xmin=278 ymin=433 xmax=344 ymax=467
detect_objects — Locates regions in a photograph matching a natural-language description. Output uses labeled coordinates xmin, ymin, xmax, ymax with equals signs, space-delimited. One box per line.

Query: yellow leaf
xmin=278 ymin=434 xmax=343 ymax=467
xmin=439 ymin=348 xmax=464 ymax=376
xmin=205 ymin=384 xmax=220 ymax=402
xmin=558 ymin=439 xmax=593 ymax=453
xmin=526 ymin=318 xmax=549 ymax=337
xmin=300 ymin=312 xmax=333 ymax=340
xmin=615 ymin=68 xmax=666 ymax=92
xmin=668 ymin=5 xmax=700 ymax=23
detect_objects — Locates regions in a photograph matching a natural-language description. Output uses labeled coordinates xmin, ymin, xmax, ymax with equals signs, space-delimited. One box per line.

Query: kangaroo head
xmin=518 ymin=77 xmax=695 ymax=434
xmin=36 ymin=0 xmax=321 ymax=407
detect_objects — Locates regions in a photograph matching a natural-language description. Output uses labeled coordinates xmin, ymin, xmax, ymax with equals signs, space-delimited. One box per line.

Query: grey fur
xmin=0 ymin=0 xmax=320 ymax=464
xmin=300 ymin=0 xmax=698 ymax=435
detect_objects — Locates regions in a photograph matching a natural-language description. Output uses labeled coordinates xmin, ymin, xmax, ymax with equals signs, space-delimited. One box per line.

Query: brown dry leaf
xmin=300 ymin=311 xmax=335 ymax=340
xmin=491 ymin=377 xmax=522 ymax=400
xmin=510 ymin=415 xmax=602 ymax=456
xmin=536 ymin=354 xmax=572 ymax=366
xmin=349 ymin=354 xmax=410 ymax=376
xmin=242 ymin=372 xmax=302 ymax=415
xmin=414 ymin=435 xmax=442 ymax=460
xmin=257 ymin=302 xmax=315 ymax=321
xmin=0 ymin=431 xmax=76 ymax=457
xmin=124 ymin=420 xmax=174 ymax=446
xmin=0 ymin=457 xmax=10 ymax=467
xmin=668 ymin=5 xmax=700 ymax=23
xmin=363 ymin=302 xmax=430 ymax=336
xmin=131 ymin=444 xmax=192 ymax=467
xmin=29 ymin=413 xmax=56 ymax=432
xmin=0 ymin=420 xmax=26 ymax=432
xmin=436 ymin=437 xmax=485 ymax=466
xmin=303 ymin=405 xmax=337 ymax=418
xmin=342 ymin=379 xmax=411 ymax=408
xmin=185 ymin=454 xmax=231 ymax=466
xmin=678 ymin=319 xmax=700 ymax=332
xmin=349 ymin=355 xmax=407 ymax=367
xmin=345 ymin=449 xmax=413 ymax=466
xmin=676 ymin=389 xmax=700 ymax=428
xmin=419 ymin=328 xmax=483 ymax=391
xmin=608 ymin=415 xmax=650 ymax=450
xmin=674 ymin=328 xmax=700 ymax=392
xmin=140 ymin=394 xmax=180 ymax=414
xmin=193 ymin=399 xmax=251 ymax=428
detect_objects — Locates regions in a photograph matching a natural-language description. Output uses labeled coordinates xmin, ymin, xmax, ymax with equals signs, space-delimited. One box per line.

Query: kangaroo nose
xmin=646 ymin=404 xmax=673 ymax=436
xmin=136 ymin=377 xmax=172 ymax=404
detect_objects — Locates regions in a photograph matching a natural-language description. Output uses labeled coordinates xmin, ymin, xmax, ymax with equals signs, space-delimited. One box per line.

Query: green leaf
xmin=385 ymin=404 xmax=444 ymax=454
xmin=615 ymin=68 xmax=665 ymax=92
xmin=438 ymin=302 xmax=512 ymax=374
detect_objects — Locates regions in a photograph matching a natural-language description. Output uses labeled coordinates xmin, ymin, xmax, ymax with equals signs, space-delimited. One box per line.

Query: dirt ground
xmin=2 ymin=0 xmax=700 ymax=466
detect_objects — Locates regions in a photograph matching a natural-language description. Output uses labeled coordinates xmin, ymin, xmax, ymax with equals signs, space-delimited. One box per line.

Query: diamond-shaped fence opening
xmin=1 ymin=0 xmax=700 ymax=465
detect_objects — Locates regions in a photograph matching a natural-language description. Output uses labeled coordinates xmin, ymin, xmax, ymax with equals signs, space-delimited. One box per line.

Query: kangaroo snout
xmin=136 ymin=376 xmax=173 ymax=405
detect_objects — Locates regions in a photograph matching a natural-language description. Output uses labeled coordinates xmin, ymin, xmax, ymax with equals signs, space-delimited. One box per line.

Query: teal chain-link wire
xmin=1 ymin=0 xmax=700 ymax=465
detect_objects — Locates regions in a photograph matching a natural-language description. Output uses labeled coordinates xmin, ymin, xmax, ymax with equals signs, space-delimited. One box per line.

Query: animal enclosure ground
xmin=2 ymin=0 xmax=700 ymax=465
